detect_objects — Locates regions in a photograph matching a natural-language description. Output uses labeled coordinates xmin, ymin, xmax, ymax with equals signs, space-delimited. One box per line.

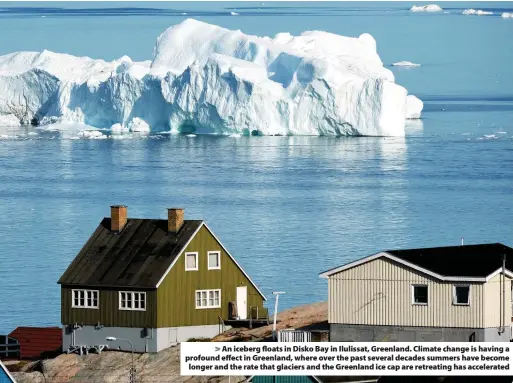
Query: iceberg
xmin=0 ymin=113 xmax=21 ymax=127
xmin=502 ymin=12 xmax=513 ymax=18
xmin=392 ymin=61 xmax=420 ymax=67
xmin=410 ymin=5 xmax=443 ymax=12
xmin=463 ymin=9 xmax=493 ymax=15
xmin=230 ymin=12 xmax=239 ymax=16
xmin=0 ymin=19 xmax=423 ymax=136
xmin=405 ymin=95 xmax=423 ymax=119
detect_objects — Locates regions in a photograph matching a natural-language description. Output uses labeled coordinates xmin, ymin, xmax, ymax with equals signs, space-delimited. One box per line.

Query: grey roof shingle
xmin=57 ymin=218 xmax=203 ymax=288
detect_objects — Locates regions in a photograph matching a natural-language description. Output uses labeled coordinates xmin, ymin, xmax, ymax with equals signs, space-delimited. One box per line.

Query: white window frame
xmin=119 ymin=291 xmax=147 ymax=311
xmin=195 ymin=289 xmax=221 ymax=309
xmin=72 ymin=289 xmax=99 ymax=309
xmin=452 ymin=284 xmax=471 ymax=306
xmin=411 ymin=284 xmax=428 ymax=306
xmin=207 ymin=251 xmax=221 ymax=270
xmin=185 ymin=252 xmax=198 ymax=271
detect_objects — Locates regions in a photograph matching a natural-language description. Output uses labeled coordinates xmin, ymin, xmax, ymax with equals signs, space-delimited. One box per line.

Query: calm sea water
xmin=0 ymin=2 xmax=512 ymax=333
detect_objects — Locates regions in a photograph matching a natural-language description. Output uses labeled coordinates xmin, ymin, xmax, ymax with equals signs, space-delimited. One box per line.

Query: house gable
xmin=320 ymin=251 xmax=513 ymax=282
xmin=156 ymin=224 xmax=265 ymax=327
xmin=326 ymin=256 xmax=486 ymax=328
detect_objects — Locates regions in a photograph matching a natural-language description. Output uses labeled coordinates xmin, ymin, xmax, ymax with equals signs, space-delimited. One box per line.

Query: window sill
xmin=185 ymin=268 xmax=198 ymax=271
xmin=119 ymin=308 xmax=147 ymax=311
xmin=195 ymin=306 xmax=221 ymax=310
xmin=72 ymin=306 xmax=99 ymax=309
xmin=452 ymin=303 xmax=470 ymax=306
xmin=207 ymin=267 xmax=221 ymax=270
xmin=412 ymin=303 xmax=428 ymax=306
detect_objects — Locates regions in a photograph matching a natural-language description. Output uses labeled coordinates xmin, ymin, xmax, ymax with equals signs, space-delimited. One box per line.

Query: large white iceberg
xmin=0 ymin=19 xmax=423 ymax=136
xmin=501 ymin=12 xmax=513 ymax=18
xmin=410 ymin=5 xmax=443 ymax=12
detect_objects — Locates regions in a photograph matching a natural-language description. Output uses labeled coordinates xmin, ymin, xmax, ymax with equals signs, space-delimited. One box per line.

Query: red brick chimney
xmin=168 ymin=208 xmax=184 ymax=233
xmin=111 ymin=205 xmax=127 ymax=232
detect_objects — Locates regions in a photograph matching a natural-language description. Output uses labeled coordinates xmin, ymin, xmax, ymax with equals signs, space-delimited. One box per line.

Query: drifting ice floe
xmin=392 ymin=61 xmax=421 ymax=67
xmin=0 ymin=19 xmax=423 ymax=136
xmin=463 ymin=9 xmax=493 ymax=15
xmin=501 ymin=13 xmax=513 ymax=18
xmin=77 ymin=130 xmax=106 ymax=139
xmin=410 ymin=5 xmax=443 ymax=12
xmin=230 ymin=12 xmax=239 ymax=16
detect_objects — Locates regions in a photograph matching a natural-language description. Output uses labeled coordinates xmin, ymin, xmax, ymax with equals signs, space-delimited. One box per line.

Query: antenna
xmin=272 ymin=291 xmax=286 ymax=341
xmin=461 ymin=237 xmax=464 ymax=246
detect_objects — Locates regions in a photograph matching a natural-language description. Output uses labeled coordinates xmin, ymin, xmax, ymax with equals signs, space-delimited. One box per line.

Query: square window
xmin=208 ymin=252 xmax=220 ymax=269
xmin=454 ymin=285 xmax=470 ymax=305
xmin=72 ymin=289 xmax=98 ymax=308
xmin=412 ymin=285 xmax=428 ymax=305
xmin=195 ymin=289 xmax=221 ymax=309
xmin=186 ymin=253 xmax=198 ymax=271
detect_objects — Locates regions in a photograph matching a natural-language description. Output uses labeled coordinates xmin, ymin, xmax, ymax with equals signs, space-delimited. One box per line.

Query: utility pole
xmin=272 ymin=291 xmax=285 ymax=341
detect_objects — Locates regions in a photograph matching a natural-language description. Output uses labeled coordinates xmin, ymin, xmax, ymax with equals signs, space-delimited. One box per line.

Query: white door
xmin=236 ymin=286 xmax=248 ymax=320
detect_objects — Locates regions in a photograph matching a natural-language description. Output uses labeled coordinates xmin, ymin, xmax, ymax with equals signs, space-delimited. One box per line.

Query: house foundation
xmin=330 ymin=324 xmax=512 ymax=342
xmin=63 ymin=324 xmax=229 ymax=353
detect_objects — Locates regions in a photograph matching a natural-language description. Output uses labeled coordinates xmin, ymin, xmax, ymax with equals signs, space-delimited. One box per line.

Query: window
xmin=119 ymin=291 xmax=146 ymax=311
xmin=412 ymin=285 xmax=428 ymax=305
xmin=195 ymin=289 xmax=221 ymax=309
xmin=208 ymin=251 xmax=221 ymax=270
xmin=185 ymin=252 xmax=198 ymax=271
xmin=72 ymin=289 xmax=99 ymax=309
xmin=453 ymin=285 xmax=470 ymax=306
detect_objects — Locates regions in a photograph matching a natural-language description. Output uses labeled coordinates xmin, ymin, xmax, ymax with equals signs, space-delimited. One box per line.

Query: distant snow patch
xmin=463 ymin=9 xmax=493 ymax=15
xmin=501 ymin=12 xmax=513 ymax=18
xmin=410 ymin=5 xmax=443 ymax=12
xmin=392 ymin=61 xmax=420 ymax=67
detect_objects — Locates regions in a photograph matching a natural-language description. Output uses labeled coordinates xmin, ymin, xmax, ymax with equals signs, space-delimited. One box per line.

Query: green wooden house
xmin=58 ymin=206 xmax=267 ymax=353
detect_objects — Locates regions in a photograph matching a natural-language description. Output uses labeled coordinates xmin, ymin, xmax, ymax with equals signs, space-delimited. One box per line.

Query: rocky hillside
xmin=8 ymin=302 xmax=327 ymax=383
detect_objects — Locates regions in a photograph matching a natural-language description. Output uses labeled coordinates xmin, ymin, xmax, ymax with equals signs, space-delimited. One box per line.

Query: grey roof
xmin=57 ymin=218 xmax=203 ymax=288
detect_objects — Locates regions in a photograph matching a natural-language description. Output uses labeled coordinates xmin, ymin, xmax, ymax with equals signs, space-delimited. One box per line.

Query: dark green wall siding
xmin=61 ymin=224 xmax=265 ymax=329
xmin=157 ymin=225 xmax=265 ymax=327
xmin=61 ymin=287 xmax=157 ymax=328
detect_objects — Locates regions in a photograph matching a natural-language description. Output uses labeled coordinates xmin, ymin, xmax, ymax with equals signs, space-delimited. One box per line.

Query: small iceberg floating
xmin=463 ymin=9 xmax=493 ymax=15
xmin=410 ymin=4 xmax=443 ymax=12
xmin=501 ymin=12 xmax=513 ymax=18
xmin=230 ymin=12 xmax=239 ymax=16
xmin=186 ymin=134 xmax=197 ymax=137
xmin=228 ymin=133 xmax=242 ymax=138
xmin=392 ymin=61 xmax=421 ymax=67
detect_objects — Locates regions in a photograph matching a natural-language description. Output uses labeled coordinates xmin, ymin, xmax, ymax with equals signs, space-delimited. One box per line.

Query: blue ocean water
xmin=0 ymin=2 xmax=512 ymax=333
